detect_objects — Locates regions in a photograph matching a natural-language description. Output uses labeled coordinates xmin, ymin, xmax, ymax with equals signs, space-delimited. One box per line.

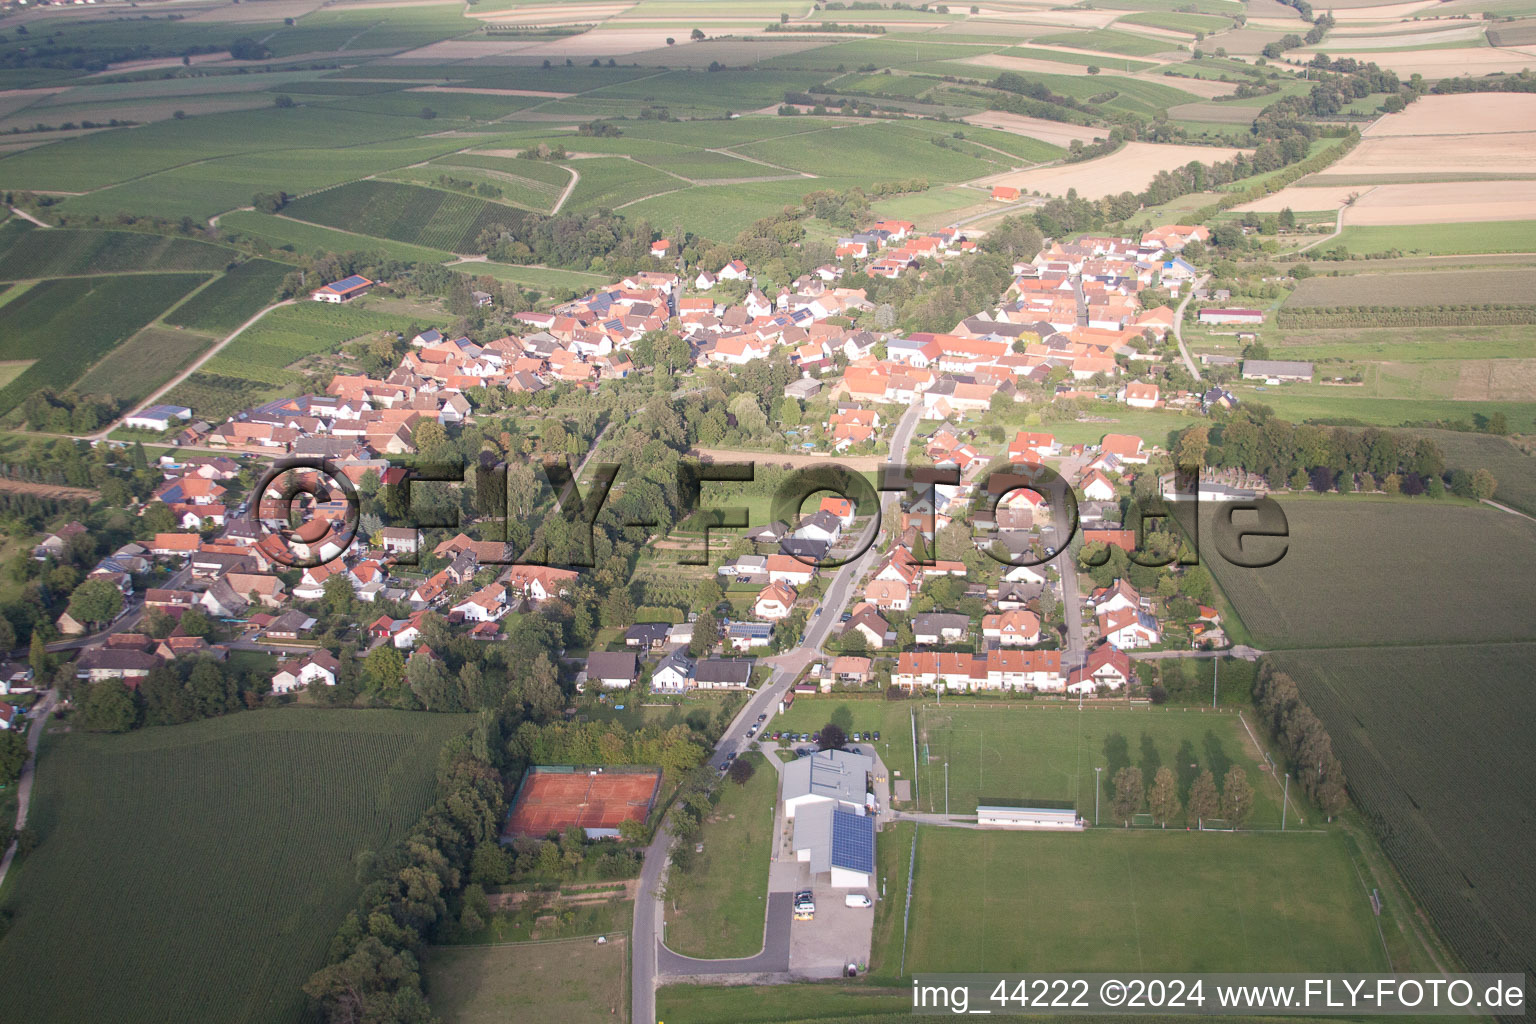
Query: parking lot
xmin=782 ymin=870 xmax=876 ymax=978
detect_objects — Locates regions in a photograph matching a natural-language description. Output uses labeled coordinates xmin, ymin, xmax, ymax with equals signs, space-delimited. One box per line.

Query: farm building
xmin=1198 ymin=308 xmax=1264 ymax=326
xmin=976 ymin=805 xmax=1083 ymax=830
xmin=125 ymin=404 xmax=192 ymax=431
xmin=991 ymin=185 xmax=1020 ymax=202
xmin=1241 ymin=359 xmax=1314 ymax=382
xmin=311 ymin=275 xmax=374 ymax=303
xmin=792 ymin=803 xmax=875 ymax=889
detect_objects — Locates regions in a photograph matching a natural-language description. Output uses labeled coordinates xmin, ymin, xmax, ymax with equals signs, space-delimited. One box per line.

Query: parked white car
xmin=844 ymin=894 xmax=873 ymax=908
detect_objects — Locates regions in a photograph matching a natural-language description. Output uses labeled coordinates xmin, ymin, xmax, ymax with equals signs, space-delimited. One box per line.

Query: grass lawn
xmin=1243 ymin=389 xmax=1536 ymax=433
xmin=0 ymin=709 xmax=472 ymax=1024
xmin=911 ymin=703 xmax=1287 ymax=826
xmin=1189 ymin=499 xmax=1536 ymax=649
xmin=425 ymin=933 xmax=629 ymax=1024
xmin=458 ymin=896 xmax=632 ymax=945
xmin=663 ymin=751 xmax=775 ymax=957
xmin=907 ymin=828 xmax=1389 ymax=972
xmin=770 ymin=698 xmax=917 ymax=799
xmin=1333 ymin=221 xmax=1536 ymax=256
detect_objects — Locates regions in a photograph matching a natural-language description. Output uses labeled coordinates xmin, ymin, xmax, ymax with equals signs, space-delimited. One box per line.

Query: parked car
xmin=873 ymin=731 xmax=881 ymax=741
xmin=757 ymin=713 xmax=767 ymax=722
xmin=844 ymin=894 xmax=873 ymax=908
xmin=840 ymin=611 xmax=851 ymax=622
xmin=727 ymin=751 xmax=737 ymax=760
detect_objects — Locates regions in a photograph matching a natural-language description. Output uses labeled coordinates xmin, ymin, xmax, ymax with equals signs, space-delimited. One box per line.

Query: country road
xmin=1172 ymin=273 xmax=1207 ymax=383
xmin=630 ymin=402 xmax=921 ymax=1024
xmin=0 ymin=688 xmax=57 ymax=893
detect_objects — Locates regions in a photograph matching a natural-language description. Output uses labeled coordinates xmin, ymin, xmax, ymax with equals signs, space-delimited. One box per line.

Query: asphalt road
xmin=630 ymin=402 xmax=922 ymax=1023
xmin=655 ymin=891 xmax=793 ymax=975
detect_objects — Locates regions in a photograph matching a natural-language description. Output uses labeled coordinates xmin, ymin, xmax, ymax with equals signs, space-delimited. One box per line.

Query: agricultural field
xmin=1283 ymin=269 xmax=1536 ymax=308
xmin=663 ymin=752 xmax=775 ymax=958
xmin=0 ymin=227 xmax=236 ymax=281
xmin=1269 ymin=644 xmax=1536 ymax=982
xmin=162 ymin=371 xmax=278 ymax=424
xmin=559 ymin=156 xmax=685 ymax=212
xmin=0 ymin=273 xmax=208 ymax=416
xmin=910 ymin=703 xmax=1289 ymax=826
xmin=162 ymin=259 xmax=292 ymax=334
xmin=1406 ymin=429 xmax=1536 ymax=516
xmin=1032 ymin=28 xmax=1183 ymax=57
xmin=204 ymin=300 xmax=417 ymax=385
xmin=282 ymin=180 xmax=527 ymax=254
xmin=425 ymin=934 xmax=630 ymax=1024
xmin=74 ymin=326 xmax=217 ymax=408
xmin=1190 ymin=500 xmax=1536 ymax=650
xmin=0 ymin=709 xmax=473 ymax=1024
xmin=980 ymin=141 xmax=1246 ymax=199
xmin=217 ymin=210 xmax=456 ymax=264
xmin=1331 ymin=221 xmax=1536 ymax=256
xmin=906 ymin=828 xmax=1390 ymax=972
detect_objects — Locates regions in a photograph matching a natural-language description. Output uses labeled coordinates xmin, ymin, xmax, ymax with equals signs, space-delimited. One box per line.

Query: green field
xmin=282 ymin=179 xmax=528 ymax=254
xmin=996 ymin=46 xmax=1158 ymax=71
xmin=162 ymin=371 xmax=279 ymax=423
xmin=1033 ymin=28 xmax=1181 ymax=57
xmin=560 ymin=156 xmax=685 ymax=212
xmin=0 ymin=710 xmax=472 ymax=1024
xmin=906 ymin=828 xmax=1389 ymax=972
xmin=657 ymin=982 xmax=911 ymax=1024
xmin=1117 ymin=10 xmax=1236 ymax=33
xmin=1333 ymin=221 xmax=1536 ymax=257
xmin=75 ymin=326 xmax=217 ymax=408
xmin=204 ymin=301 xmax=417 ymax=385
xmin=912 ymin=704 xmax=1288 ymax=826
xmin=425 ymin=934 xmax=630 ymax=1024
xmin=664 ymin=751 xmax=775 ymax=958
xmin=162 ymin=259 xmax=291 ymax=334
xmin=0 ymin=273 xmax=208 ymax=415
xmin=1408 ymin=429 xmax=1536 ymax=516
xmin=1270 ymin=644 xmax=1536 ymax=981
xmin=218 ymin=210 xmax=456 ymax=264
xmin=1191 ymin=500 xmax=1536 ymax=649
xmin=0 ymin=227 xmax=236 ymax=281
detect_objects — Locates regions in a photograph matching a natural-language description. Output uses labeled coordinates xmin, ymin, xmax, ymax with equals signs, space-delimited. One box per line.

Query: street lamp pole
xmin=1281 ymin=772 xmax=1290 ymax=831
xmin=1094 ymin=766 xmax=1102 ymax=826
xmin=1212 ymin=657 xmax=1219 ymax=709
xmin=945 ymin=761 xmax=950 ymax=817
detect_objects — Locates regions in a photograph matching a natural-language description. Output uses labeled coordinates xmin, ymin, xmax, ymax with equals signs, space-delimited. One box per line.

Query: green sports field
xmin=0 ymin=709 xmax=472 ymax=1024
xmin=911 ymin=704 xmax=1289 ymax=827
xmin=906 ymin=828 xmax=1390 ymax=972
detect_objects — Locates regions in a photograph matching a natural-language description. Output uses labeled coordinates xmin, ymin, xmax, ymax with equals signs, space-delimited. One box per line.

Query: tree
xmin=79 ymin=680 xmax=138 ymax=733
xmin=272 ymin=94 xmax=296 ymax=109
xmin=1087 ymin=65 xmax=1100 ymax=74
xmin=1111 ymin=765 xmax=1143 ymax=825
xmin=688 ymin=610 xmax=717 ymax=658
xmin=28 ymin=633 xmax=48 ymax=680
xmin=0 ymin=615 xmax=15 ymax=654
xmin=1187 ymin=768 xmax=1219 ymax=826
xmin=728 ymin=756 xmax=756 ymax=785
xmin=1148 ymin=766 xmax=1179 ymax=827
xmin=180 ymin=607 xmax=213 ymax=638
xmin=1470 ymin=468 xmax=1498 ymax=501
xmin=690 ymin=27 xmax=705 ymax=40
xmin=1220 ymin=766 xmax=1254 ymax=828
xmin=365 ymin=645 xmax=406 ymax=690
xmin=0 ymin=730 xmax=26 ymax=786
xmin=67 ymin=578 xmax=124 ymax=627
xmin=818 ymin=723 xmax=846 ymax=751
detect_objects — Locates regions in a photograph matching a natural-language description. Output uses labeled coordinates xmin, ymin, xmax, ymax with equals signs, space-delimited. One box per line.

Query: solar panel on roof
xmin=830 ymin=810 xmax=874 ymax=874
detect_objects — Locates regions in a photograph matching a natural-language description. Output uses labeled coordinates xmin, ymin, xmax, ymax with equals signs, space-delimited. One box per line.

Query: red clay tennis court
xmin=504 ymin=767 xmax=662 ymax=837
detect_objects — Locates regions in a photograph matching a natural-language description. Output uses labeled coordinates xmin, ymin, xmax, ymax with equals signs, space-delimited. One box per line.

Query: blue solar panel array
xmin=830 ymin=809 xmax=875 ymax=874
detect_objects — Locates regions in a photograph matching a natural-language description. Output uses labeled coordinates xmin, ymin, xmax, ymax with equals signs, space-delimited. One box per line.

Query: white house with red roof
xmin=754 ymin=580 xmax=797 ymax=621
xmin=1067 ymin=645 xmax=1133 ymax=693
xmin=1099 ymin=433 xmax=1148 ymax=464
xmin=1119 ymin=380 xmax=1160 ymax=409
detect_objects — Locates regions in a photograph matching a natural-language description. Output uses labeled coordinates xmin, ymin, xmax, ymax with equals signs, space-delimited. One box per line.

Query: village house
xmin=271 ymin=650 xmax=340 ymax=694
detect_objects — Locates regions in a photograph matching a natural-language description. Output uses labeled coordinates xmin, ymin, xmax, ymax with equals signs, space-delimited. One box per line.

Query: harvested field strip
xmin=1283 ymin=269 xmax=1536 ymax=308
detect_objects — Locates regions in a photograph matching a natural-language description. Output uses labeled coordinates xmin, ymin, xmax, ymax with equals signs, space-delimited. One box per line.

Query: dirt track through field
xmin=0 ymin=478 xmax=97 ymax=500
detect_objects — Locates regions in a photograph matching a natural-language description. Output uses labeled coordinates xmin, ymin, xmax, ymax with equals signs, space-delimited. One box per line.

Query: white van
xmin=844 ymin=894 xmax=872 ymax=908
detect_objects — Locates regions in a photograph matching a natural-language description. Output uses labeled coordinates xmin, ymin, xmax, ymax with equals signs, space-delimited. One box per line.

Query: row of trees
xmin=1253 ymin=664 xmax=1349 ymax=818
xmin=303 ymin=742 xmax=506 ymax=1023
xmin=1111 ymin=763 xmax=1254 ymax=828
xmin=1172 ymin=410 xmax=1448 ymax=488
xmin=502 ymin=718 xmax=710 ymax=779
